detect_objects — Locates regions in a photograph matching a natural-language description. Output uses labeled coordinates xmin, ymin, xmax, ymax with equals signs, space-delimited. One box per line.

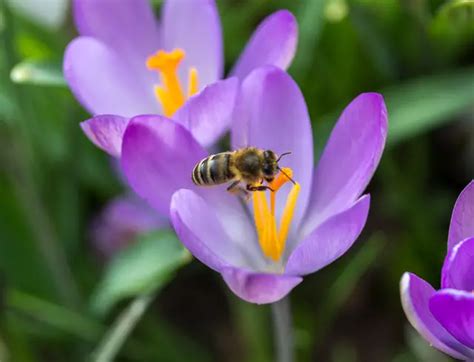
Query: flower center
xmin=146 ymin=48 xmax=199 ymax=117
xmin=252 ymin=168 xmax=301 ymax=262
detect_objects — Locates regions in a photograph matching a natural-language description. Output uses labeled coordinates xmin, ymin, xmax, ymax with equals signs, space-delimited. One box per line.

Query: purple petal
xmin=92 ymin=194 xmax=168 ymax=257
xmin=73 ymin=0 xmax=159 ymax=62
xmin=430 ymin=289 xmax=474 ymax=349
xmin=230 ymin=10 xmax=297 ymax=80
xmin=231 ymin=66 xmax=313 ymax=229
xmin=448 ymin=181 xmax=474 ymax=251
xmin=301 ymin=93 xmax=387 ymax=237
xmin=221 ymin=266 xmax=302 ymax=304
xmin=121 ymin=115 xmax=206 ymax=216
xmin=64 ymin=37 xmax=158 ymax=116
xmin=400 ymin=273 xmax=473 ymax=360
xmin=174 ymin=77 xmax=238 ymax=147
xmin=441 ymin=237 xmax=474 ymax=291
xmin=80 ymin=115 xmax=128 ymax=157
xmin=170 ymin=189 xmax=258 ymax=272
xmin=161 ymin=0 xmax=223 ymax=88
xmin=285 ymin=195 xmax=370 ymax=275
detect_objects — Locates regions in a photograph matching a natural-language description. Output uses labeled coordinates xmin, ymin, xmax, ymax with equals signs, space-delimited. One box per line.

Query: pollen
xmin=252 ymin=168 xmax=301 ymax=262
xmin=146 ymin=48 xmax=199 ymax=117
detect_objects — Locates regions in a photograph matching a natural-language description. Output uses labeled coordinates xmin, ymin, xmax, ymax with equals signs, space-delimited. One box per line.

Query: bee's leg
xmin=246 ymin=184 xmax=275 ymax=192
xmin=227 ymin=181 xmax=250 ymax=200
xmin=226 ymin=180 xmax=241 ymax=193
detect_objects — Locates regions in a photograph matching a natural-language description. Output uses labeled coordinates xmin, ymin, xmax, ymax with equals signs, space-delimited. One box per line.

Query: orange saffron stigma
xmin=252 ymin=168 xmax=300 ymax=261
xmin=146 ymin=48 xmax=199 ymax=117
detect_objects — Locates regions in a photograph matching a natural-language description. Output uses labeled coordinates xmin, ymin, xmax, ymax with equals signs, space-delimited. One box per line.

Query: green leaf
xmin=292 ymin=0 xmax=327 ymax=81
xmin=10 ymin=60 xmax=65 ymax=86
xmin=433 ymin=0 xmax=474 ymax=30
xmin=91 ymin=230 xmax=191 ymax=316
xmin=386 ymin=66 xmax=474 ymax=145
xmin=5 ymin=288 xmax=102 ymax=342
xmin=430 ymin=0 xmax=474 ymax=59
xmin=314 ymin=67 xmax=474 ymax=152
xmin=91 ymin=293 xmax=155 ymax=362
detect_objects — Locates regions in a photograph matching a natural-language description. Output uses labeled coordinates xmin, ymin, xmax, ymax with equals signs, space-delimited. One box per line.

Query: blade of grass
xmin=90 ymin=293 xmax=155 ymax=362
xmin=5 ymin=289 xmax=102 ymax=341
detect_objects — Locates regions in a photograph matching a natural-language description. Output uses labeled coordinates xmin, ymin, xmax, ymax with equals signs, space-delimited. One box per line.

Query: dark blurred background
xmin=0 ymin=0 xmax=473 ymax=361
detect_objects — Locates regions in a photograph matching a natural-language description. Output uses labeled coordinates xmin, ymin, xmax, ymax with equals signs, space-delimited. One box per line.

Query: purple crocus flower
xmin=401 ymin=181 xmax=474 ymax=360
xmin=64 ymin=0 xmax=298 ymax=149
xmin=119 ymin=66 xmax=388 ymax=303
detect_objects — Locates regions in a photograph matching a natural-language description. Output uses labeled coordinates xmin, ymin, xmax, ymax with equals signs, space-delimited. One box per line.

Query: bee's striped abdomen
xmin=192 ymin=152 xmax=235 ymax=186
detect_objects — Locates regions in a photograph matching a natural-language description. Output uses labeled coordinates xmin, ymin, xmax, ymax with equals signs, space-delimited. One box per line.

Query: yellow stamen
xmin=252 ymin=168 xmax=300 ymax=262
xmin=278 ymin=183 xmax=301 ymax=254
xmin=146 ymin=49 xmax=200 ymax=117
xmin=188 ymin=67 xmax=199 ymax=98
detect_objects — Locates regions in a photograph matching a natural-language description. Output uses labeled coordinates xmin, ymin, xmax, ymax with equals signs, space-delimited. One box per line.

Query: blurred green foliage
xmin=0 ymin=0 xmax=473 ymax=361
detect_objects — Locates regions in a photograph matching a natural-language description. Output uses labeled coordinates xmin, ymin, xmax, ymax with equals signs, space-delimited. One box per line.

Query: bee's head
xmin=263 ymin=150 xmax=296 ymax=184
xmin=262 ymin=150 xmax=278 ymax=181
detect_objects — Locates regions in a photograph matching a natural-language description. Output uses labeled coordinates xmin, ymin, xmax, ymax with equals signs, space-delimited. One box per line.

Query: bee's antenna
xmin=276 ymin=151 xmax=292 ymax=163
xmin=277 ymin=166 xmax=296 ymax=185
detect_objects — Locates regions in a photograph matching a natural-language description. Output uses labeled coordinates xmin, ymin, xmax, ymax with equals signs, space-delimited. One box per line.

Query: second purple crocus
xmin=120 ymin=66 xmax=388 ymax=303
xmin=65 ymin=0 xmax=298 ymax=148
xmin=401 ymin=181 xmax=474 ymax=360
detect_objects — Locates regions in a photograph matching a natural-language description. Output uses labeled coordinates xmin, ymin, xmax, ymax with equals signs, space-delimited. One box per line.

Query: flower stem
xmin=271 ymin=296 xmax=294 ymax=362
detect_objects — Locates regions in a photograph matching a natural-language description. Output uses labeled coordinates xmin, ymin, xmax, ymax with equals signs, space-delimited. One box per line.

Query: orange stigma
xmin=146 ymin=48 xmax=199 ymax=117
xmin=252 ymin=168 xmax=300 ymax=262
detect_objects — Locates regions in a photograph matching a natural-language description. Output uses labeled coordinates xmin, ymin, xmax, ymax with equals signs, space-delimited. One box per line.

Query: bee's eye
xmin=263 ymin=164 xmax=274 ymax=176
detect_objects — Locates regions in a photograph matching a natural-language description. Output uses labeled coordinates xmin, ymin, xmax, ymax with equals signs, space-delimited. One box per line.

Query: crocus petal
xmin=301 ymin=93 xmax=387 ymax=237
xmin=161 ymin=0 xmax=223 ymax=88
xmin=80 ymin=115 xmax=129 ymax=157
xmin=64 ymin=37 xmax=158 ymax=116
xmin=230 ymin=10 xmax=297 ymax=80
xmin=92 ymin=194 xmax=168 ymax=257
xmin=231 ymin=66 xmax=313 ymax=228
xmin=221 ymin=267 xmax=302 ymax=304
xmin=285 ymin=195 xmax=370 ymax=275
xmin=121 ymin=115 xmax=206 ymax=216
xmin=448 ymin=180 xmax=474 ymax=251
xmin=171 ymin=189 xmax=259 ymax=272
xmin=173 ymin=77 xmax=238 ymax=147
xmin=73 ymin=0 xmax=159 ymax=62
xmin=400 ymin=273 xmax=473 ymax=360
xmin=441 ymin=237 xmax=474 ymax=291
xmin=430 ymin=290 xmax=474 ymax=349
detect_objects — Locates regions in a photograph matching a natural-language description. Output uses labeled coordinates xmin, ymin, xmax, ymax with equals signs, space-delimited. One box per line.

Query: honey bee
xmin=192 ymin=147 xmax=294 ymax=194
